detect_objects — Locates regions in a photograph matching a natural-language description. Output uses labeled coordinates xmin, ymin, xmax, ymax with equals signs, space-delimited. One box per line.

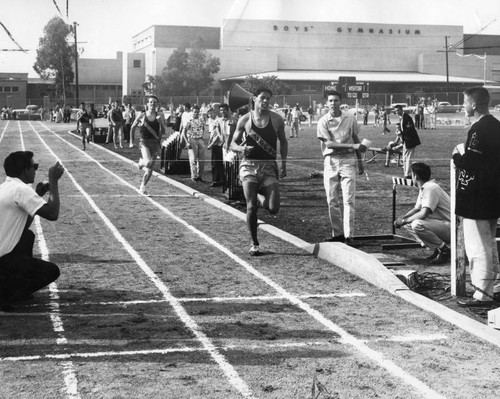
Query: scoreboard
xmin=323 ymin=76 xmax=370 ymax=99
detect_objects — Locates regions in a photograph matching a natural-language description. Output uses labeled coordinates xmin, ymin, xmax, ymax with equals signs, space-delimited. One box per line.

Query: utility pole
xmin=73 ymin=21 xmax=79 ymax=105
xmin=445 ymin=36 xmax=449 ymax=93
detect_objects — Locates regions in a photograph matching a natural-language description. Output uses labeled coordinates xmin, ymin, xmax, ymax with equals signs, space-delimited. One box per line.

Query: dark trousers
xmin=0 ymin=230 xmax=60 ymax=306
xmin=211 ymin=145 xmax=224 ymax=183
xmin=123 ymin=123 xmax=131 ymax=142
xmin=415 ymin=114 xmax=421 ymax=129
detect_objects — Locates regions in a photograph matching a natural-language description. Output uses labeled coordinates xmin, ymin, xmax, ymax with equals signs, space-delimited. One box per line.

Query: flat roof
xmin=222 ymin=70 xmax=489 ymax=84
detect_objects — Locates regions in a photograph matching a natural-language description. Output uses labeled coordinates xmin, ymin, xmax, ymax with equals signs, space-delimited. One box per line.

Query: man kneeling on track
xmin=394 ymin=162 xmax=451 ymax=264
xmin=0 ymin=151 xmax=64 ymax=311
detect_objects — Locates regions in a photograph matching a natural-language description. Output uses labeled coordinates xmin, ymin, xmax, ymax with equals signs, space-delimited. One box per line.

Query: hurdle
xmin=160 ymin=132 xmax=190 ymax=175
xmin=355 ymin=176 xmax=422 ymax=250
xmin=223 ymin=151 xmax=243 ymax=200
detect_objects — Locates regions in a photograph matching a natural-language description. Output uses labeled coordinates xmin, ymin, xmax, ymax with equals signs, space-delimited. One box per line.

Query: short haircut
xmin=184 ymin=102 xmax=191 ymax=109
xmin=325 ymin=90 xmax=342 ymax=100
xmin=147 ymin=95 xmax=158 ymax=102
xmin=464 ymin=86 xmax=490 ymax=106
xmin=4 ymin=151 xmax=34 ymax=177
xmin=253 ymin=86 xmax=273 ymax=97
xmin=192 ymin=105 xmax=200 ymax=110
xmin=220 ymin=103 xmax=229 ymax=111
xmin=411 ymin=162 xmax=431 ymax=182
xmin=80 ymin=102 xmax=85 ymax=106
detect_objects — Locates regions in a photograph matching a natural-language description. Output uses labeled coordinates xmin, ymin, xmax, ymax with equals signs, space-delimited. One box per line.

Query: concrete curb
xmin=77 ymin=133 xmax=500 ymax=347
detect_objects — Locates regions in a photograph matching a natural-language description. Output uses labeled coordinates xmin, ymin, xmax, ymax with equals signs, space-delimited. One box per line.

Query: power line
xmin=0 ymin=21 xmax=27 ymax=52
xmin=449 ymin=18 xmax=497 ymax=51
xmin=51 ymin=0 xmax=64 ymax=19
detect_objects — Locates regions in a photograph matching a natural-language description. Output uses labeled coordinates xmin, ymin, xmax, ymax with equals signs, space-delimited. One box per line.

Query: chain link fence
xmin=26 ymin=91 xmax=466 ymax=113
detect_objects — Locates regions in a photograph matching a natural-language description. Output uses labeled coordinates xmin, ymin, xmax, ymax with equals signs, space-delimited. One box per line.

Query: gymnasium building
xmin=3 ymin=18 xmax=500 ymax=108
xmin=123 ymin=18 xmax=500 ymax=105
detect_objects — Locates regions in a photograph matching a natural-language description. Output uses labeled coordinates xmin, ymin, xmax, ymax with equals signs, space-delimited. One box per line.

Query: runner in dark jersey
xmin=76 ymin=102 xmax=93 ymax=150
xmin=130 ymin=95 xmax=166 ymax=196
xmin=230 ymin=87 xmax=288 ymax=256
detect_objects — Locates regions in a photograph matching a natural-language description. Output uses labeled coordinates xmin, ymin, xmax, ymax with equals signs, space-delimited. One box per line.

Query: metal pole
xmin=484 ymin=53 xmax=487 ymax=84
xmin=445 ymin=36 xmax=449 ymax=91
xmin=73 ymin=22 xmax=79 ymax=105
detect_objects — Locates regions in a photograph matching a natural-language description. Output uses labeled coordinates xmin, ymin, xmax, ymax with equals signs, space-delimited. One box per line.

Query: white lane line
xmin=0 ymin=120 xmax=10 ymax=142
xmin=20 ymin=122 xmax=81 ymax=399
xmin=0 ymin=334 xmax=449 ymax=363
xmin=373 ymin=334 xmax=448 ymax=343
xmin=66 ymin=194 xmax=191 ymax=198
xmin=29 ymin=122 xmax=256 ymax=399
xmin=7 ymin=292 xmax=367 ymax=310
xmin=38 ymin=122 xmax=446 ymax=399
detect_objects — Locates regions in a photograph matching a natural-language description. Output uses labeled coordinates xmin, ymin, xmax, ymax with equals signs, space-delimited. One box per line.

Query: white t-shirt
xmin=0 ymin=177 xmax=46 ymax=257
xmin=180 ymin=111 xmax=192 ymax=132
xmin=415 ymin=180 xmax=451 ymax=222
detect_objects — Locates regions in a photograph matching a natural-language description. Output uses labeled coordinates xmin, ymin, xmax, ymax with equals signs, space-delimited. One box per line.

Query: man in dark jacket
xmin=394 ymin=105 xmax=420 ymax=178
xmin=452 ymin=86 xmax=500 ymax=307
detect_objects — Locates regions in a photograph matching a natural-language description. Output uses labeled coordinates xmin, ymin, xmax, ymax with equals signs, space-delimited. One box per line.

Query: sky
xmin=1 ymin=0 xmax=500 ymax=78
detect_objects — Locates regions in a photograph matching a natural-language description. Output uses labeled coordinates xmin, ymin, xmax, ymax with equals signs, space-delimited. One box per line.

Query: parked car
xmin=340 ymin=104 xmax=358 ymax=116
xmin=436 ymin=101 xmax=463 ymax=113
xmin=387 ymin=103 xmax=417 ymax=114
xmin=13 ymin=105 xmax=41 ymax=120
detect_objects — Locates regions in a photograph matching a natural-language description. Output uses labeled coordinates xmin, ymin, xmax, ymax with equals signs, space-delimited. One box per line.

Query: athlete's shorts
xmin=80 ymin=123 xmax=92 ymax=134
xmin=140 ymin=139 xmax=160 ymax=160
xmin=239 ymin=159 xmax=279 ymax=187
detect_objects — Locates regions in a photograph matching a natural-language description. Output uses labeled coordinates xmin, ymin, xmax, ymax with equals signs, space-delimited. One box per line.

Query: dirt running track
xmin=1 ymin=120 xmax=499 ymax=398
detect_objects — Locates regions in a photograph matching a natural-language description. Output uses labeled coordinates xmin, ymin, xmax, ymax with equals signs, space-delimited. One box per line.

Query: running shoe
xmin=249 ymin=244 xmax=261 ymax=256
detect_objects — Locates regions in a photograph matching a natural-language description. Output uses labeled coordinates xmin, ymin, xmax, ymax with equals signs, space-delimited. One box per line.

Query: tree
xmin=186 ymin=45 xmax=220 ymax=96
xmin=33 ymin=17 xmax=74 ymax=103
xmin=156 ymin=48 xmax=190 ymax=96
xmin=242 ymin=75 xmax=292 ymax=96
xmin=156 ymin=39 xmax=220 ymax=97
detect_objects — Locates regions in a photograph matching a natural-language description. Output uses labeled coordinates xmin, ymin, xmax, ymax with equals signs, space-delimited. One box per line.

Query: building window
xmin=133 ymin=60 xmax=141 ymax=68
xmin=3 ymin=87 xmax=11 ymax=93
xmin=12 ymin=86 xmax=19 ymax=92
xmin=0 ymin=87 xmax=3 ymax=92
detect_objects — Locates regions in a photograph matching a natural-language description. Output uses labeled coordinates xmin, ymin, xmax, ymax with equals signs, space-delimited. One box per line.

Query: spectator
xmin=394 ymin=104 xmax=421 ymax=179
xmin=290 ymin=104 xmax=302 ymax=138
xmin=362 ymin=106 xmax=369 ymax=125
xmin=89 ymin=103 xmax=98 ymax=142
xmin=230 ymin=87 xmax=287 ymax=256
xmin=380 ymin=106 xmax=391 ymax=134
xmin=206 ymin=108 xmax=224 ymax=187
xmin=307 ymin=105 xmax=314 ymax=127
xmin=394 ymin=162 xmax=451 ymax=264
xmin=179 ymin=102 xmax=192 ymax=134
xmin=414 ymin=101 xmax=423 ymax=129
xmin=109 ymin=101 xmax=124 ymax=149
xmin=181 ymin=105 xmax=206 ymax=182
xmin=384 ymin=131 xmax=403 ymax=167
xmin=172 ymin=105 xmax=183 ymax=134
xmin=317 ymin=90 xmax=366 ymax=245
xmin=453 ymin=86 xmax=500 ymax=307
xmin=63 ymin=104 xmax=71 ymax=123
xmin=219 ymin=103 xmax=236 ymax=153
xmin=371 ymin=103 xmax=380 ymax=127
xmin=0 ymin=151 xmax=64 ymax=311
xmin=123 ymin=103 xmax=135 ymax=147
